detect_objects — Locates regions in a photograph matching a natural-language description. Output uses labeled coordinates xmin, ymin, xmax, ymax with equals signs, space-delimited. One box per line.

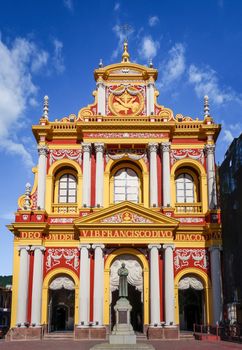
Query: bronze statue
xmin=118 ymin=262 xmax=129 ymax=297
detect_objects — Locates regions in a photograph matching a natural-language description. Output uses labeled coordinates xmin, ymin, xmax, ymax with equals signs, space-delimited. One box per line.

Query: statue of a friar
xmin=118 ymin=262 xmax=129 ymax=298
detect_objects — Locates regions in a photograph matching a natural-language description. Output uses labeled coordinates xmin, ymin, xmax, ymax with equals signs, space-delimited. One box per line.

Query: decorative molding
xmin=38 ymin=145 xmax=48 ymax=157
xmin=49 ymin=149 xmax=82 ymax=165
xmin=161 ymin=142 xmax=171 ymax=153
xmin=49 ymin=217 xmax=75 ymax=224
xmin=174 ymin=248 xmax=209 ymax=272
xmin=94 ymin=143 xmax=105 ymax=153
xmin=45 ymin=248 xmax=79 ymax=272
xmin=106 ymin=148 xmax=147 ymax=163
xmin=85 ymin=132 xmax=166 ymax=139
xmin=176 ymin=217 xmax=204 ymax=224
xmin=204 ymin=144 xmax=215 ymax=156
xmin=178 ymin=276 xmax=204 ymax=290
xmin=100 ymin=211 xmax=153 ymax=224
xmin=49 ymin=276 xmax=75 ymax=290
xmin=170 ymin=148 xmax=204 ymax=166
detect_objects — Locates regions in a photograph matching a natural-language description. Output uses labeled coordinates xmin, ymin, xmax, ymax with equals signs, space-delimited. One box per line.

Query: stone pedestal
xmin=6 ymin=326 xmax=43 ymax=341
xmin=109 ymin=297 xmax=136 ymax=344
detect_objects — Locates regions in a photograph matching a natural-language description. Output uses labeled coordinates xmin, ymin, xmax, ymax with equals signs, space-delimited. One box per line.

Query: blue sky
xmin=1 ymin=0 xmax=242 ymax=275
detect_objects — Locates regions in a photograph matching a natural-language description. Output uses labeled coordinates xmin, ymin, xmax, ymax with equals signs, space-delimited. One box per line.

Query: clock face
xmin=108 ymin=85 xmax=144 ymax=117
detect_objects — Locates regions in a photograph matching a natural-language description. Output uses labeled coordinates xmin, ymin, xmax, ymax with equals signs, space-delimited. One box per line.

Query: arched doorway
xmin=178 ymin=275 xmax=205 ymax=330
xmin=110 ymin=255 xmax=143 ymax=333
xmin=48 ymin=276 xmax=75 ymax=332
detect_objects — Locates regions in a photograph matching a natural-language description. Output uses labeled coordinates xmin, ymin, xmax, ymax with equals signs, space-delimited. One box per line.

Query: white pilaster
xmin=205 ymin=144 xmax=217 ymax=209
xmin=161 ymin=142 xmax=171 ymax=207
xmin=146 ymin=83 xmax=155 ymax=115
xmin=30 ymin=246 xmax=45 ymax=326
xmin=82 ymin=143 xmax=92 ymax=207
xmin=148 ymin=244 xmax=161 ymax=325
xmin=148 ymin=143 xmax=158 ymax=207
xmin=37 ymin=145 xmax=48 ymax=209
xmin=78 ymin=244 xmax=91 ymax=326
xmin=97 ymin=82 xmax=105 ymax=115
xmin=209 ymin=246 xmax=223 ymax=324
xmin=94 ymin=143 xmax=104 ymax=207
xmin=92 ymin=244 xmax=105 ymax=326
xmin=16 ymin=246 xmax=30 ymax=326
xmin=163 ymin=244 xmax=175 ymax=325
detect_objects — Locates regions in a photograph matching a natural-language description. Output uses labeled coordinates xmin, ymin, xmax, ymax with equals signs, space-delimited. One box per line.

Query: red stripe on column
xmin=159 ymin=252 xmax=164 ymax=322
xmin=89 ymin=252 xmax=94 ymax=322
xmin=157 ymin=152 xmax=162 ymax=207
xmin=27 ymin=252 xmax=34 ymax=323
xmin=91 ymin=153 xmax=96 ymax=208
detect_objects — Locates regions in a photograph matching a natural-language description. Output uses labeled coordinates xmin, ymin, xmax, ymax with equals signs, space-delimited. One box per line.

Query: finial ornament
xmin=149 ymin=59 xmax=153 ymax=68
xmin=24 ymin=183 xmax=31 ymax=210
xmin=99 ymin=59 xmax=103 ymax=68
xmin=204 ymin=95 xmax=209 ymax=118
xmin=43 ymin=95 xmax=49 ymax=119
xmin=122 ymin=40 xmax=130 ymax=63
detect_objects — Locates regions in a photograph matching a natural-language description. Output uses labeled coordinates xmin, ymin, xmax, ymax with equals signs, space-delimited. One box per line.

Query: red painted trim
xmin=89 ymin=252 xmax=94 ymax=322
xmin=172 ymin=139 xmax=205 ymax=144
xmin=91 ymin=153 xmax=96 ymax=207
xmin=159 ymin=252 xmax=164 ymax=322
xmin=27 ymin=252 xmax=34 ymax=323
xmin=48 ymin=139 xmax=78 ymax=144
xmin=157 ymin=152 xmax=162 ymax=207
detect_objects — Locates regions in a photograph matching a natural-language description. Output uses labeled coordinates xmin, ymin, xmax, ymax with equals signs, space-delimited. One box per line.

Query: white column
xmin=148 ymin=143 xmax=158 ymax=207
xmin=16 ymin=246 xmax=30 ymax=326
xmin=78 ymin=244 xmax=90 ymax=326
xmin=82 ymin=143 xmax=92 ymax=207
xmin=205 ymin=144 xmax=217 ymax=209
xmin=37 ymin=145 xmax=48 ymax=209
xmin=163 ymin=244 xmax=175 ymax=325
xmin=97 ymin=82 xmax=105 ymax=115
xmin=94 ymin=143 xmax=104 ymax=207
xmin=92 ymin=244 xmax=105 ymax=326
xmin=209 ymin=246 xmax=223 ymax=324
xmin=161 ymin=142 xmax=171 ymax=207
xmin=148 ymin=244 xmax=161 ymax=325
xmin=31 ymin=246 xmax=45 ymax=326
xmin=146 ymin=83 xmax=155 ymax=115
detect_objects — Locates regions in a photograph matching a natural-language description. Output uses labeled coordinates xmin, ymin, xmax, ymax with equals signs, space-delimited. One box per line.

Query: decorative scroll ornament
xmin=49 ymin=149 xmax=82 ymax=165
xmin=30 ymin=190 xmax=37 ymax=210
xmin=174 ymin=248 xmax=209 ymax=272
xmin=177 ymin=217 xmax=204 ymax=223
xmin=49 ymin=276 xmax=75 ymax=290
xmin=38 ymin=145 xmax=48 ymax=157
xmin=106 ymin=148 xmax=147 ymax=163
xmin=45 ymin=248 xmax=79 ymax=272
xmin=178 ymin=276 xmax=204 ymax=290
xmin=100 ymin=211 xmax=153 ymax=224
xmin=108 ymin=85 xmax=145 ymax=117
xmin=110 ymin=255 xmax=143 ymax=302
xmin=170 ymin=149 xmax=204 ymax=166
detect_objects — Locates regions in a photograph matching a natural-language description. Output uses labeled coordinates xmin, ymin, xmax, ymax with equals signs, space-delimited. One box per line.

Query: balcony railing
xmin=175 ymin=202 xmax=202 ymax=213
xmin=52 ymin=203 xmax=78 ymax=214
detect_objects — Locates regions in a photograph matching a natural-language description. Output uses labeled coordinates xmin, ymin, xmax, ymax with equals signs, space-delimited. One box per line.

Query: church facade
xmin=8 ymin=43 xmax=222 ymax=340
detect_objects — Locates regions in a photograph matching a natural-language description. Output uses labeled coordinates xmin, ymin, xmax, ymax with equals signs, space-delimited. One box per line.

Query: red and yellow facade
xmin=8 ymin=43 xmax=222 ymax=340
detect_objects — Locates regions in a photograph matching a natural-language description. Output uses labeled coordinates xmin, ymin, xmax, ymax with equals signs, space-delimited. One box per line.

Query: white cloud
xmin=0 ymin=36 xmax=49 ymax=167
xmin=148 ymin=16 xmax=159 ymax=27
xmin=138 ymin=35 xmax=160 ymax=60
xmin=0 ymin=211 xmax=15 ymax=221
xmin=222 ymin=129 xmax=234 ymax=144
xmin=52 ymin=39 xmax=65 ymax=74
xmin=63 ymin=0 xmax=73 ymax=12
xmin=114 ymin=2 xmax=120 ymax=11
xmin=188 ymin=64 xmax=242 ymax=105
xmin=158 ymin=43 xmax=186 ymax=88
xmin=112 ymin=25 xmax=134 ymax=60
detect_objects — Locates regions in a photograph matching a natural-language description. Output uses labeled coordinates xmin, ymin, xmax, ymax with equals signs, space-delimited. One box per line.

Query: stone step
xmin=180 ymin=332 xmax=194 ymax=340
xmin=44 ymin=332 xmax=74 ymax=340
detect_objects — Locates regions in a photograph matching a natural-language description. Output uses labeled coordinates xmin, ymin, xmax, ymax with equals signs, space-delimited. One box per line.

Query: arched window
xmin=114 ymin=168 xmax=139 ymax=203
xmin=175 ymin=173 xmax=194 ymax=203
xmin=58 ymin=174 xmax=77 ymax=203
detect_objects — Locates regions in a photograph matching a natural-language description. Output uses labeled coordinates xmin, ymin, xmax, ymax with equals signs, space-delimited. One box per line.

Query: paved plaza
xmin=0 ymin=340 xmax=242 ymax=350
